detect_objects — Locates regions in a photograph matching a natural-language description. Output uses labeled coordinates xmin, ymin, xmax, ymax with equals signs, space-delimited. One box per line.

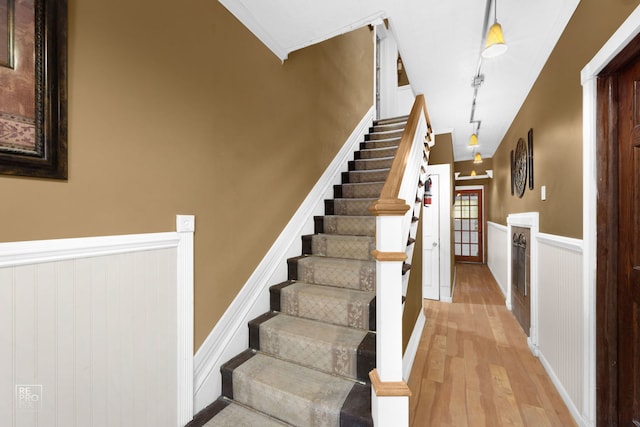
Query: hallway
xmin=408 ymin=263 xmax=576 ymax=426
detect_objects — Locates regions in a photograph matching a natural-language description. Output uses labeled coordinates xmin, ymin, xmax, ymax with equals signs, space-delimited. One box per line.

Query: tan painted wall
xmin=489 ymin=0 xmax=640 ymax=238
xmin=403 ymin=216 xmax=422 ymax=351
xmin=0 ymin=0 xmax=374 ymax=351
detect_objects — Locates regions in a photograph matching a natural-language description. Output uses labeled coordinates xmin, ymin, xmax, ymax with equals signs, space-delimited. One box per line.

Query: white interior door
xmin=422 ymin=174 xmax=440 ymax=300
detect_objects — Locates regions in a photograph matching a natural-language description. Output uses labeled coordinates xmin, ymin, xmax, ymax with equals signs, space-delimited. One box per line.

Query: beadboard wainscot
xmin=0 ymin=215 xmax=194 ymax=427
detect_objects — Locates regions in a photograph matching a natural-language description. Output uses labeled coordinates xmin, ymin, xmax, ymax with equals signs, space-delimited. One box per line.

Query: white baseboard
xmin=193 ymin=107 xmax=375 ymax=413
xmin=403 ymin=309 xmax=425 ymax=381
xmin=538 ymin=350 xmax=588 ymax=427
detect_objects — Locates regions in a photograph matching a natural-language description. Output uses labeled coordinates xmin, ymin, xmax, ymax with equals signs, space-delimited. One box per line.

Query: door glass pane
xmin=455 ymin=231 xmax=461 ymax=243
xmin=462 ymin=245 xmax=470 ymax=256
xmin=470 ymin=195 xmax=478 ymax=205
xmin=470 ymin=244 xmax=478 ymax=256
xmin=455 ymin=243 xmax=461 ymax=255
xmin=462 ymin=232 xmax=470 ymax=243
xmin=462 ymin=220 xmax=469 ymax=231
xmin=470 ymin=206 xmax=478 ymax=218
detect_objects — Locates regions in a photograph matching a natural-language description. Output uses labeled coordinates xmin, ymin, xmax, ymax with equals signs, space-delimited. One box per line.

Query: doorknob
xmin=432 ymin=242 xmax=438 ymax=247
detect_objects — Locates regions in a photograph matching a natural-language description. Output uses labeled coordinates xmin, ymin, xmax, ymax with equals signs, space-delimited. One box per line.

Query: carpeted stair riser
xmin=334 ymin=182 xmax=384 ymax=199
xmin=288 ymin=255 xmax=375 ymax=292
xmin=354 ymin=146 xmax=397 ymax=159
xmin=365 ymin=129 xmax=404 ymax=140
xmin=314 ymin=215 xmax=375 ymax=236
xmin=342 ymin=169 xmax=389 ymax=184
xmin=324 ymin=199 xmax=377 ymax=216
xmin=302 ymin=233 xmax=375 ymax=261
xmin=349 ymin=157 xmax=394 ymax=171
xmin=270 ymin=281 xmax=376 ymax=331
xmin=248 ymin=312 xmax=375 ymax=382
xmin=195 ymin=398 xmax=289 ymax=427
xmin=221 ymin=351 xmax=372 ymax=427
xmin=360 ymin=138 xmax=400 ymax=149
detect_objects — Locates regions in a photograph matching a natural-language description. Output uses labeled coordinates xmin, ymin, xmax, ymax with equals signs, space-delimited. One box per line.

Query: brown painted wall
xmin=403 ymin=217 xmax=422 ymax=351
xmin=489 ymin=0 xmax=640 ymax=238
xmin=0 ymin=0 xmax=374 ymax=351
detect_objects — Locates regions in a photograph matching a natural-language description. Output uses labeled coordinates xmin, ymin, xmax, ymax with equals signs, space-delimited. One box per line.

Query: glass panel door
xmin=454 ymin=189 xmax=483 ymax=263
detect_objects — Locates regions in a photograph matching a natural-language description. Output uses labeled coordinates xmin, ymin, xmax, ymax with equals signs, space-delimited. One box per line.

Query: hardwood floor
xmin=408 ymin=263 xmax=577 ymax=427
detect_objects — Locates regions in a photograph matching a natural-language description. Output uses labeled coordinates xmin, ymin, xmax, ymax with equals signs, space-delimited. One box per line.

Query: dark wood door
xmin=615 ymin=54 xmax=640 ymax=427
xmin=597 ymin=33 xmax=640 ymax=427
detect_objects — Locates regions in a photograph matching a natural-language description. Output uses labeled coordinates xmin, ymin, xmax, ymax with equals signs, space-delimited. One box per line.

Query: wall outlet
xmin=541 ymin=185 xmax=547 ymax=201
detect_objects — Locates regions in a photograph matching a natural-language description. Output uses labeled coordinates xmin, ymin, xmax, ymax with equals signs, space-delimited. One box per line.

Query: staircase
xmin=187 ymin=115 xmax=411 ymax=427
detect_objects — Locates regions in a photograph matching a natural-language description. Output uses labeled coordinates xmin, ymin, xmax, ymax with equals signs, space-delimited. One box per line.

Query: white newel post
xmin=176 ymin=215 xmax=195 ymax=426
xmin=370 ymin=201 xmax=411 ymax=427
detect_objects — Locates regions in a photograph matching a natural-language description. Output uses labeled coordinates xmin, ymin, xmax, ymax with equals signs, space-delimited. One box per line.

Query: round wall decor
xmin=514 ymin=137 xmax=527 ymax=198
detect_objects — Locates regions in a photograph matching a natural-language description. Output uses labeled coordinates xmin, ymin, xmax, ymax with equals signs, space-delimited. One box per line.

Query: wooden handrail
xmin=369 ymin=95 xmax=430 ymax=216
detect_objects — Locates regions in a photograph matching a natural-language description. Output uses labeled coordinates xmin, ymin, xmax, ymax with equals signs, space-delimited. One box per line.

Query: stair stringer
xmin=193 ymin=106 xmax=375 ymax=414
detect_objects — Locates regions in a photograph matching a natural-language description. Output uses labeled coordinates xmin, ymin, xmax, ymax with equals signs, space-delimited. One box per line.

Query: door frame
xmin=454 ymin=185 xmax=485 ymax=264
xmin=583 ymin=6 xmax=640 ymax=425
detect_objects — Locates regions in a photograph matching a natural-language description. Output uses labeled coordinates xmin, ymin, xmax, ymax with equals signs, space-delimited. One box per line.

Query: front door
xmin=453 ymin=189 xmax=483 ymax=263
xmin=614 ymin=52 xmax=640 ymax=426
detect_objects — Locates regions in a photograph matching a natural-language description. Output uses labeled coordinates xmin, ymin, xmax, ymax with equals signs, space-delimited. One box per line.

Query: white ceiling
xmin=218 ymin=0 xmax=580 ymax=161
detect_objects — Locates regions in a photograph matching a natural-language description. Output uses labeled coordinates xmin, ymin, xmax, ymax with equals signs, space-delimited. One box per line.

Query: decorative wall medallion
xmin=514 ymin=137 xmax=527 ymax=198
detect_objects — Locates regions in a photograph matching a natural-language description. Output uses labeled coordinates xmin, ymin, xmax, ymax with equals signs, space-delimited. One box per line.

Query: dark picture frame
xmin=0 ymin=0 xmax=67 ymax=179
xmin=510 ymin=149 xmax=514 ymax=196
xmin=527 ymin=128 xmax=534 ymax=190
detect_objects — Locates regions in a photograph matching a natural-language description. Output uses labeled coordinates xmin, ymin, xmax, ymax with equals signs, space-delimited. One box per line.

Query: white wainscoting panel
xmin=0 ymin=219 xmax=194 ymax=427
xmin=537 ymin=233 xmax=585 ymax=425
xmin=487 ymin=221 xmax=508 ymax=297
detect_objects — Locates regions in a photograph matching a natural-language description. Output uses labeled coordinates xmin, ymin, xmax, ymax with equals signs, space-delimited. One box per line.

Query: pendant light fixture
xmin=469 ymin=132 xmax=479 ymax=146
xmin=474 ymin=152 xmax=483 ymax=164
xmin=470 ymin=170 xmax=477 ymax=177
xmin=482 ymin=0 xmax=507 ymax=58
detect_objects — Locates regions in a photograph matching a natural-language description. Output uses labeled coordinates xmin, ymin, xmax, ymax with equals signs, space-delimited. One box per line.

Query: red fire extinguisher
xmin=423 ymin=177 xmax=432 ymax=206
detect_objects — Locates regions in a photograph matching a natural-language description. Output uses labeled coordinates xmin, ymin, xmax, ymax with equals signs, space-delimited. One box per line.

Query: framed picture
xmin=528 ymin=128 xmax=534 ymax=190
xmin=0 ymin=0 xmax=67 ymax=179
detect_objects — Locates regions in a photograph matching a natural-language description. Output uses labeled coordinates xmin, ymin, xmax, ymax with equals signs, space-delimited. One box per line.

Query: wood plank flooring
xmin=408 ymin=263 xmax=577 ymax=427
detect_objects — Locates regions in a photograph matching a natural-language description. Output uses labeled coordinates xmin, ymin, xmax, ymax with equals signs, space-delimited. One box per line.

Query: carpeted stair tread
xmin=342 ymin=168 xmax=389 ymax=184
xmin=355 ymin=146 xmax=398 ymax=159
xmin=202 ymin=399 xmax=289 ymax=427
xmin=334 ymin=181 xmax=384 ymax=198
xmin=223 ymin=351 xmax=372 ymax=427
xmin=370 ymin=122 xmax=406 ymax=132
xmin=315 ymin=215 xmax=375 ymax=236
xmin=373 ymin=115 xmax=408 ymax=125
xmin=349 ymin=156 xmax=394 ymax=171
xmin=360 ymin=138 xmax=401 ymax=150
xmin=302 ymin=233 xmax=375 ymax=261
xmin=324 ymin=199 xmax=377 ymax=216
xmin=271 ymin=281 xmax=375 ymax=330
xmin=289 ymin=255 xmax=375 ymax=291
xmin=249 ymin=313 xmax=375 ymax=381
